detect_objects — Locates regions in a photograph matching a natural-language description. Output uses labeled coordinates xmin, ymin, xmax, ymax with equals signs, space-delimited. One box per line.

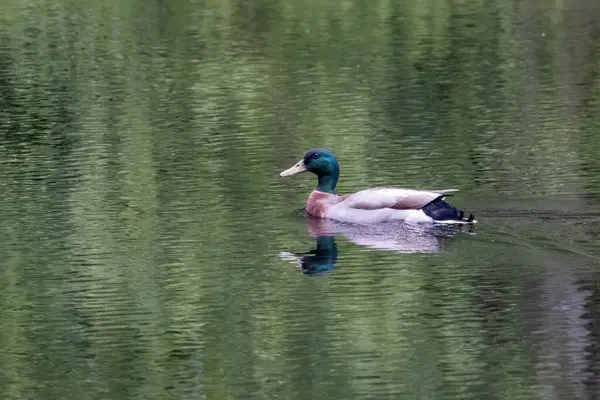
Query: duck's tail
xmin=421 ymin=197 xmax=476 ymax=224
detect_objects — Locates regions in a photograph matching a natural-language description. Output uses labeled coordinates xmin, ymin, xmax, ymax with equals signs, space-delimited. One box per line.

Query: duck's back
xmin=339 ymin=187 xmax=449 ymax=211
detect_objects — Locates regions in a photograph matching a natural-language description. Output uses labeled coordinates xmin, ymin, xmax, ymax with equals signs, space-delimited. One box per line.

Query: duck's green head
xmin=280 ymin=148 xmax=340 ymax=193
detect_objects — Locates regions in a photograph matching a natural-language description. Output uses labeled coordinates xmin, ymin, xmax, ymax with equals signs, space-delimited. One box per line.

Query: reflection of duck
xmin=281 ymin=215 xmax=472 ymax=275
xmin=280 ymin=235 xmax=338 ymax=276
xmin=305 ymin=215 xmax=468 ymax=253
xmin=280 ymin=149 xmax=476 ymax=224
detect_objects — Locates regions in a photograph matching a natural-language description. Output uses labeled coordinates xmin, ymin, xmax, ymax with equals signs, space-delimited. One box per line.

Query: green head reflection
xmin=280 ymin=235 xmax=338 ymax=276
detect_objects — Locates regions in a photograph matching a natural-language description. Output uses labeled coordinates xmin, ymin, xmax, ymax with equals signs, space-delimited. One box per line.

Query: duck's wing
xmin=340 ymin=187 xmax=457 ymax=210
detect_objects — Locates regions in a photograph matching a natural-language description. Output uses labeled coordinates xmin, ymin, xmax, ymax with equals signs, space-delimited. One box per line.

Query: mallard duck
xmin=280 ymin=148 xmax=476 ymax=224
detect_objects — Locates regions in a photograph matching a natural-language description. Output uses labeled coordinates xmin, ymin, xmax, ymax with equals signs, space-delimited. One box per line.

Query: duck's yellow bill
xmin=280 ymin=159 xmax=307 ymax=176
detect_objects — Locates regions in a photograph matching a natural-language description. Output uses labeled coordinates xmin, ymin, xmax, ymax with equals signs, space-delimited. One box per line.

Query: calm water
xmin=2 ymin=1 xmax=600 ymax=399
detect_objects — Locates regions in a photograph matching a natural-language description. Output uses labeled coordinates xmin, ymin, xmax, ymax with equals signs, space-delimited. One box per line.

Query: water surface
xmin=1 ymin=1 xmax=600 ymax=399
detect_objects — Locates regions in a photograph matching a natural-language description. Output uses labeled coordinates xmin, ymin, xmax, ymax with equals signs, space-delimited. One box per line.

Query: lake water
xmin=2 ymin=1 xmax=600 ymax=399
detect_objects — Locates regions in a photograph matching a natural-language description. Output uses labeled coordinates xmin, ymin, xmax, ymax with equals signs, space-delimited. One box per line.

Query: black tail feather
xmin=421 ymin=197 xmax=475 ymax=223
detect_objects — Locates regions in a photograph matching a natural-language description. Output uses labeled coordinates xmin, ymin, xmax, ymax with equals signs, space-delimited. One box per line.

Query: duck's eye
xmin=311 ymin=153 xmax=320 ymax=159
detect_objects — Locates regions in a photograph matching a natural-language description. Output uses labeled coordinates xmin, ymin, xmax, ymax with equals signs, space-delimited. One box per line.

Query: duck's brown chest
xmin=306 ymin=191 xmax=335 ymax=218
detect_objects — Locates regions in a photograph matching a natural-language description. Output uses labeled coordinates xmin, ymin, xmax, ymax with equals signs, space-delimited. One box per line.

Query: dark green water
xmin=2 ymin=1 xmax=600 ymax=399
